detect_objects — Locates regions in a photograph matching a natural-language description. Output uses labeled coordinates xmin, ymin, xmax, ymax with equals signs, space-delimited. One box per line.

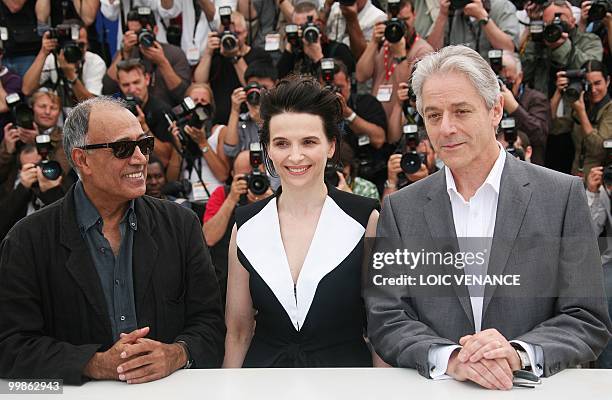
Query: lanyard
xmin=383 ymin=44 xmax=396 ymax=83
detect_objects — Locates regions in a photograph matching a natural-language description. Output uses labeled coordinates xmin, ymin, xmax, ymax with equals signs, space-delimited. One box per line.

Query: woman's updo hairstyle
xmin=259 ymin=75 xmax=343 ymax=176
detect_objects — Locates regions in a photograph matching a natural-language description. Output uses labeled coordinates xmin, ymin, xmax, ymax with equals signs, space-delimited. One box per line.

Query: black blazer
xmin=0 ymin=185 xmax=226 ymax=384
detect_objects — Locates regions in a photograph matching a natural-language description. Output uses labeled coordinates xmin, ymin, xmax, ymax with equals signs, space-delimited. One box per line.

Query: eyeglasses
xmin=79 ymin=136 xmax=154 ymax=159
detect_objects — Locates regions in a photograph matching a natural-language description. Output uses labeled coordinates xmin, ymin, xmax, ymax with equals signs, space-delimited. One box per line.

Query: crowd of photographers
xmin=1 ymin=0 xmax=612 ymax=333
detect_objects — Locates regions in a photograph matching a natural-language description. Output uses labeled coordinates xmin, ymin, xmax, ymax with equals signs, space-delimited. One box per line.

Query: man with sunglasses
xmin=21 ymin=19 xmax=106 ymax=104
xmin=0 ymin=97 xmax=226 ymax=384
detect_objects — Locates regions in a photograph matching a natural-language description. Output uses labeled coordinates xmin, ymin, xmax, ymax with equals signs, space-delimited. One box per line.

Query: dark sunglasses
xmin=79 ymin=136 xmax=154 ymax=159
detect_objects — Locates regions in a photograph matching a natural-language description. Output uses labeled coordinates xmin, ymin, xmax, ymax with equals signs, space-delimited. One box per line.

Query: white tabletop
xmin=2 ymin=368 xmax=611 ymax=399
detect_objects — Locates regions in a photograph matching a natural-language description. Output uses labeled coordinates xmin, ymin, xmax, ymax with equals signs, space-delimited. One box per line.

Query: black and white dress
xmin=235 ymin=185 xmax=378 ymax=367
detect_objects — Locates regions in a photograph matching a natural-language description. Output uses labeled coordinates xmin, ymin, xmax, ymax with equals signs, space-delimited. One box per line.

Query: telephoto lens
xmin=563 ymin=69 xmax=588 ymax=103
xmin=384 ymin=0 xmax=406 ymax=43
xmin=302 ymin=16 xmax=320 ymax=43
xmin=543 ymin=13 xmax=567 ymax=43
xmin=35 ymin=134 xmax=63 ymax=180
xmin=244 ymin=82 xmax=262 ymax=106
xmin=138 ymin=28 xmax=156 ymax=48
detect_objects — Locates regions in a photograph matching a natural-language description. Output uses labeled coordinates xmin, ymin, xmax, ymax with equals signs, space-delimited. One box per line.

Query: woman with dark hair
xmin=552 ymin=59 xmax=612 ymax=178
xmin=223 ymin=76 xmax=383 ymax=367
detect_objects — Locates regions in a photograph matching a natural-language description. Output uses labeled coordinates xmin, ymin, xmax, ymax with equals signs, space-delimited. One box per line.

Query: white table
xmin=1 ymin=368 xmax=610 ymax=399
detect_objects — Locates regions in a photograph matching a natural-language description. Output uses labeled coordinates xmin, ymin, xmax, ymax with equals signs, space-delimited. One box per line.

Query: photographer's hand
xmin=184 ymin=125 xmax=208 ymax=148
xmin=303 ymin=36 xmax=324 ymax=63
xmin=246 ymin=186 xmax=274 ymax=203
xmin=36 ymin=166 xmax=62 ymax=192
xmin=407 ymin=162 xmax=429 ymax=183
xmin=339 ymin=3 xmax=358 ymax=20
xmin=463 ymin=0 xmax=488 ymax=21
xmin=554 ymin=71 xmax=569 ymax=94
xmin=122 ymin=30 xmax=138 ymax=55
xmin=135 ymin=106 xmax=151 ymax=134
xmin=397 ymin=82 xmax=410 ymax=102
xmin=336 ymin=171 xmax=353 ymax=193
xmin=3 ymin=123 xmax=21 ymax=154
xmin=525 ymin=1 xmax=544 ymax=21
xmin=571 ymin=90 xmax=587 ymax=114
xmin=140 ymin=41 xmax=168 ymax=66
xmin=545 ymin=31 xmax=569 ymax=49
xmin=19 ymin=163 xmax=39 ymax=189
xmin=206 ymin=32 xmax=221 ymax=56
xmin=336 ymin=93 xmax=354 ymax=119
xmin=587 ymin=166 xmax=604 ymax=193
xmin=387 ymin=153 xmax=402 ymax=186
xmin=438 ymin=0 xmax=451 ymax=18
xmin=40 ymin=31 xmax=58 ymax=56
xmin=57 ymin=50 xmax=78 ymax=81
xmin=230 ymin=87 xmax=247 ymax=115
xmin=18 ymin=123 xmax=39 ymax=145
xmin=228 ymin=173 xmax=248 ymax=204
xmin=580 ymin=1 xmax=592 ymax=31
xmin=500 ymin=84 xmax=518 ymax=114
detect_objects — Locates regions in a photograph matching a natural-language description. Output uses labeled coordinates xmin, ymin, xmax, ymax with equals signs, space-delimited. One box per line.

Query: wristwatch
xmin=384 ymin=180 xmax=397 ymax=189
xmin=231 ymin=55 xmax=242 ymax=64
xmin=176 ymin=340 xmax=193 ymax=369
xmin=511 ymin=343 xmax=531 ymax=371
xmin=201 ymin=145 xmax=210 ymax=154
xmin=479 ymin=15 xmax=490 ymax=26
xmin=345 ymin=112 xmax=357 ymax=123
xmin=394 ymin=56 xmax=407 ymax=64
xmin=67 ymin=76 xmax=78 ymax=85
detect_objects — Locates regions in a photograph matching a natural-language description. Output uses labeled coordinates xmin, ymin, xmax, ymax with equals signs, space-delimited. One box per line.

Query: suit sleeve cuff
xmin=510 ymin=340 xmax=544 ymax=377
xmin=428 ymin=344 xmax=461 ymax=379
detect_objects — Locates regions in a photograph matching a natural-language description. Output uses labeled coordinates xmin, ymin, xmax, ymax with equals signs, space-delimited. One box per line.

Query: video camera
xmin=5 ymin=93 xmax=34 ymax=129
xmin=385 ymin=0 xmax=406 ymax=43
xmin=219 ymin=6 xmax=238 ymax=53
xmin=320 ymin=58 xmax=338 ymax=92
xmin=244 ymin=143 xmax=270 ymax=196
xmin=589 ymin=0 xmax=612 ymax=23
xmin=35 ymin=134 xmax=62 ymax=180
xmin=244 ymin=82 xmax=263 ymax=106
xmin=562 ymin=69 xmax=589 ymax=103
xmin=48 ymin=23 xmax=83 ymax=63
xmin=543 ymin=13 xmax=569 ymax=43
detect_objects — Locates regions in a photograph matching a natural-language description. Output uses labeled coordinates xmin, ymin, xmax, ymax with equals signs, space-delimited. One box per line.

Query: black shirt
xmin=209 ymin=47 xmax=271 ymax=125
xmin=0 ymin=0 xmax=39 ymax=57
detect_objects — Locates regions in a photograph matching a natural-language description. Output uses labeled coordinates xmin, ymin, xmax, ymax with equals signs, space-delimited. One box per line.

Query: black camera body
xmin=5 ymin=93 xmax=34 ymax=129
xmin=127 ymin=6 xmax=156 ymax=28
xmin=450 ymin=0 xmax=473 ymax=10
xmin=488 ymin=49 xmax=503 ymax=75
xmin=285 ymin=24 xmax=301 ymax=52
xmin=245 ymin=143 xmax=270 ymax=196
xmin=397 ymin=123 xmax=425 ymax=175
xmin=543 ymin=13 xmax=569 ymax=43
xmin=137 ymin=28 xmax=156 ymax=48
xmin=589 ymin=0 xmax=612 ymax=23
xmin=123 ymin=95 xmax=143 ymax=117
xmin=219 ymin=6 xmax=238 ymax=52
xmin=338 ymin=0 xmax=357 ymax=5
xmin=49 ymin=24 xmax=83 ymax=63
xmin=324 ymin=160 xmax=344 ymax=187
xmin=167 ymin=97 xmax=211 ymax=131
xmin=244 ymin=82 xmax=262 ymax=106
xmin=302 ymin=15 xmax=320 ymax=44
xmin=500 ymin=116 xmax=517 ymax=147
xmin=35 ymin=134 xmax=62 ymax=180
xmin=385 ymin=0 xmax=406 ymax=43
xmin=320 ymin=58 xmax=338 ymax=92
xmin=563 ymin=69 xmax=589 ymax=103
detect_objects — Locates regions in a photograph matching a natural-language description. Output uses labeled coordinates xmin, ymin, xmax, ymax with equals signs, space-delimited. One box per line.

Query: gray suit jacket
xmin=366 ymin=153 xmax=612 ymax=378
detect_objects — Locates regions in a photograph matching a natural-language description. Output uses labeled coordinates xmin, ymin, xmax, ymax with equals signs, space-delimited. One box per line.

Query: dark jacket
xmin=0 ymin=186 xmax=226 ymax=384
xmin=510 ymin=85 xmax=551 ymax=166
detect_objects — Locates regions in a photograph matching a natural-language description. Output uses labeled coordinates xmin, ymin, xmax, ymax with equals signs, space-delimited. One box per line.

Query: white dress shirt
xmin=325 ymin=0 xmax=386 ymax=46
xmin=40 ymin=51 xmax=107 ymax=96
xmin=428 ymin=144 xmax=544 ymax=379
xmin=100 ymin=0 xmax=168 ymax=48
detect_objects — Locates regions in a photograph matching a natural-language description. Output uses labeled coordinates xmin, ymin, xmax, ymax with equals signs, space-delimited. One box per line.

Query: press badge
xmin=186 ymin=46 xmax=200 ymax=63
xmin=376 ymin=84 xmax=393 ymax=102
xmin=191 ymin=182 xmax=209 ymax=202
xmin=0 ymin=27 xmax=8 ymax=41
xmin=265 ymin=33 xmax=281 ymax=52
xmin=358 ymin=135 xmax=370 ymax=146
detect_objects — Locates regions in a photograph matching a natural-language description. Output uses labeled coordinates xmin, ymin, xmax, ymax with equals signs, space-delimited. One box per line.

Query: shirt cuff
xmin=510 ymin=340 xmax=544 ymax=377
xmin=428 ymin=344 xmax=461 ymax=379
xmin=586 ymin=188 xmax=599 ymax=207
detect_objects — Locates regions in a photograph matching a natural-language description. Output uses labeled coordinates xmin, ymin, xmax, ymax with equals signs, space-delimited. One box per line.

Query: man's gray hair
xmin=63 ymin=96 xmax=128 ymax=170
xmin=504 ymin=51 xmax=522 ymax=75
xmin=411 ymin=45 xmax=500 ymax=116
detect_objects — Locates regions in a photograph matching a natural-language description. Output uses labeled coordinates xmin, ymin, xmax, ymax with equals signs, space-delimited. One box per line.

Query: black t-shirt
xmin=143 ymin=96 xmax=172 ymax=142
xmin=0 ymin=0 xmax=39 ymax=57
xmin=344 ymin=94 xmax=392 ymax=193
xmin=277 ymin=40 xmax=356 ymax=79
xmin=209 ymin=47 xmax=271 ymax=125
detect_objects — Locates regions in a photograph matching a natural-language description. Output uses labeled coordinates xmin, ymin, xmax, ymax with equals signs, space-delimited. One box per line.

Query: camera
xmin=244 ymin=82 xmax=262 ymax=106
xmin=35 ymin=134 xmax=62 ymax=180
xmin=338 ymin=0 xmax=356 ymax=5
xmin=603 ymin=139 xmax=612 ymax=186
xmin=285 ymin=24 xmax=301 ymax=51
xmin=161 ymin=179 xmax=192 ymax=199
xmin=166 ymin=96 xmax=212 ymax=131
xmin=397 ymin=123 xmax=426 ymax=175
xmin=450 ymin=0 xmax=472 ymax=9
xmin=302 ymin=15 xmax=320 ymax=44
xmin=488 ymin=49 xmax=503 ymax=75
xmin=127 ymin=7 xmax=156 ymax=28
xmin=320 ymin=58 xmax=338 ymax=92
xmin=137 ymin=28 xmax=155 ymax=48
xmin=543 ymin=13 xmax=569 ymax=43
xmin=48 ymin=24 xmax=83 ymax=63
xmin=324 ymin=160 xmax=344 ymax=187
xmin=563 ymin=69 xmax=589 ymax=103
xmin=500 ymin=116 xmax=518 ymax=152
xmin=589 ymin=0 xmax=611 ymax=23
xmin=510 ymin=0 xmax=547 ymax=10
xmin=529 ymin=20 xmax=545 ymax=43
xmin=5 ymin=93 xmax=34 ymax=129
xmin=123 ymin=95 xmax=143 ymax=116
xmin=219 ymin=6 xmax=238 ymax=52
xmin=245 ymin=143 xmax=270 ymax=196
xmin=385 ymin=0 xmax=406 ymax=43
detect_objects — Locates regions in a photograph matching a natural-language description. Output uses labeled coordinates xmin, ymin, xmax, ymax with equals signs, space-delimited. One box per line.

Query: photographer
xmin=355 ymin=0 xmax=433 ymax=143
xmin=0 ymin=53 xmax=23 ymax=134
xmin=115 ymin=59 xmax=174 ymax=166
xmin=194 ymin=9 xmax=271 ymax=125
xmin=585 ymin=163 xmax=612 ymax=368
xmin=203 ymin=149 xmax=273 ymax=305
xmin=551 ymin=59 xmax=612 ymax=178
xmin=498 ymin=51 xmax=550 ymax=165
xmin=223 ymin=61 xmax=276 ymax=162
xmin=0 ymin=91 xmax=72 ymax=196
xmin=145 ymin=154 xmax=192 ymax=206
xmin=0 ymin=143 xmax=63 ymax=240
xmin=322 ymin=0 xmax=386 ymax=59
xmin=100 ymin=0 xmax=170 ymax=49
xmin=166 ymin=82 xmax=230 ymax=201
xmin=103 ymin=7 xmax=191 ymax=106
xmin=427 ymin=0 xmax=519 ymax=59
xmin=0 ymin=0 xmax=39 ymax=76
xmin=322 ymin=58 xmax=389 ymax=193
xmin=237 ymin=0 xmax=294 ymax=48
xmin=277 ymin=1 xmax=355 ymax=79
xmin=522 ymin=0 xmax=603 ymax=97
xmin=22 ymin=19 xmax=106 ymax=105
xmin=332 ymin=142 xmax=380 ymax=199
xmin=158 ymin=0 xmax=216 ymax=65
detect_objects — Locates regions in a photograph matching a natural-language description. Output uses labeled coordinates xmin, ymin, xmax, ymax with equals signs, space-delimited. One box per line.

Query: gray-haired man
xmin=366 ymin=45 xmax=611 ymax=389
xmin=0 ymin=97 xmax=225 ymax=384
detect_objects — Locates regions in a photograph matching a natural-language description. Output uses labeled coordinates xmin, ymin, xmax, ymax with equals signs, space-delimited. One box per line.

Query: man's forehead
xmin=88 ymin=106 xmax=142 ymax=141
